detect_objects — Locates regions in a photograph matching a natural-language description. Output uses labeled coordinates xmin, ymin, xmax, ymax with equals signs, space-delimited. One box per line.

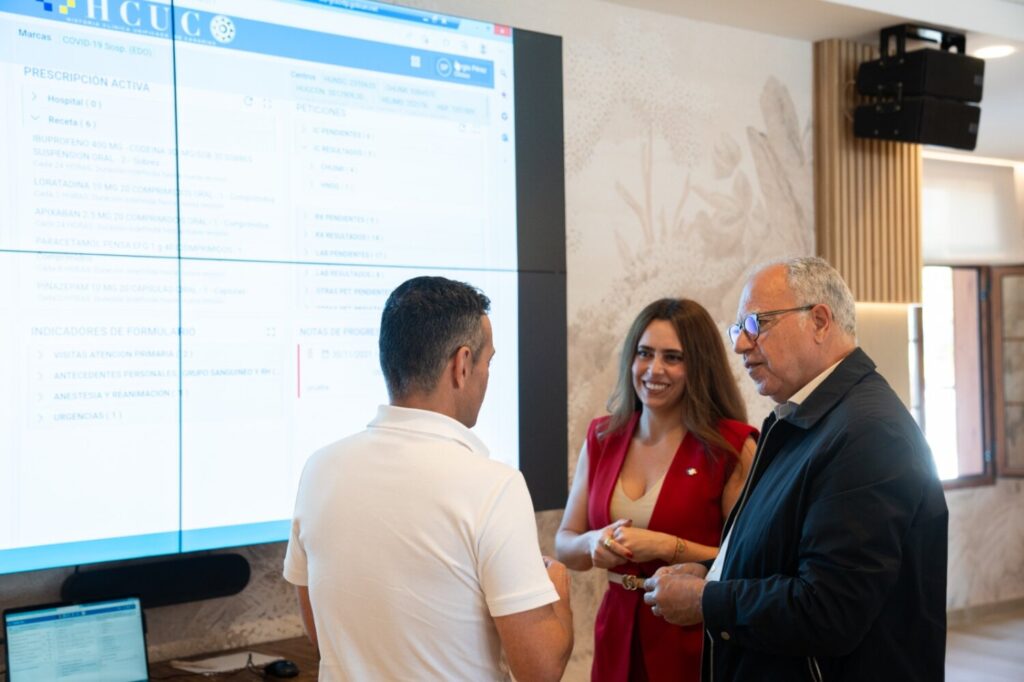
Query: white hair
xmin=755 ymin=256 xmax=857 ymax=336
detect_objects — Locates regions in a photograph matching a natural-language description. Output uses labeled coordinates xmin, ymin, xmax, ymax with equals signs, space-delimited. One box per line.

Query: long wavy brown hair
xmin=602 ymin=298 xmax=748 ymax=457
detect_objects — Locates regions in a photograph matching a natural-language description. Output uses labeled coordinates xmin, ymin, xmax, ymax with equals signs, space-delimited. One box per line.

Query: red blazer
xmin=586 ymin=413 xmax=757 ymax=682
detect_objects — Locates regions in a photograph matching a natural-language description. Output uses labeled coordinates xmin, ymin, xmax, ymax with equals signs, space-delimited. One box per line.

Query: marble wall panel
xmin=946 ymin=479 xmax=1024 ymax=612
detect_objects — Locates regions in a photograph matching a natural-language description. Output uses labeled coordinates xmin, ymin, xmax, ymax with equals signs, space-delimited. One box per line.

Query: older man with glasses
xmin=643 ymin=256 xmax=948 ymax=682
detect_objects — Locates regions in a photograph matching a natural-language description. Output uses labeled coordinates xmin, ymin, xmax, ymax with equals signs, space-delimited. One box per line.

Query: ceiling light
xmin=973 ymin=45 xmax=1017 ymax=59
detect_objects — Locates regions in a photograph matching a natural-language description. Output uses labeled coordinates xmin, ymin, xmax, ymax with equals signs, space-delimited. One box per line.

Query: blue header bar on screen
xmin=0 ymin=1 xmax=495 ymax=88
xmin=227 ymin=16 xmax=494 ymax=88
xmin=7 ymin=602 xmax=138 ymax=628
xmin=294 ymin=0 xmax=506 ymax=39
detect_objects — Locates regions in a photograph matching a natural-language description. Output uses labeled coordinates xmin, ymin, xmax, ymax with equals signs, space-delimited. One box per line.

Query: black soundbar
xmin=61 ymin=553 xmax=250 ymax=608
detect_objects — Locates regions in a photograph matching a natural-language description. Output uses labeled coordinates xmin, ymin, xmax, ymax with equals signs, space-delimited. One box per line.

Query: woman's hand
xmin=612 ymin=525 xmax=677 ymax=564
xmin=589 ymin=518 xmax=633 ymax=568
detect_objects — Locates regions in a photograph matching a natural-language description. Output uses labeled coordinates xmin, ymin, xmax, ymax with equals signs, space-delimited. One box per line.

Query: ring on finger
xmin=603 ymin=536 xmax=613 ymax=549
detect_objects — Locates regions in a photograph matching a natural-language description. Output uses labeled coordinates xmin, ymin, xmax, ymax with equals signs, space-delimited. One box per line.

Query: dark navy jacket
xmin=701 ymin=348 xmax=948 ymax=681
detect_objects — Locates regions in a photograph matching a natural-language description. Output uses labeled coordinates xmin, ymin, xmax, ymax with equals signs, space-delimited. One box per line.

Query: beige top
xmin=608 ymin=473 xmax=667 ymax=529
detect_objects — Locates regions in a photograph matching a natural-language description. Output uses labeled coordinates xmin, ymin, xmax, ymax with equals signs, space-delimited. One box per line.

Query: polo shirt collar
xmin=369 ymin=404 xmax=490 ymax=457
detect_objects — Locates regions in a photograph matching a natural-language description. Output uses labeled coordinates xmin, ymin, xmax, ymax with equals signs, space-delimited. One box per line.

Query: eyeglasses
xmin=728 ymin=305 xmax=816 ymax=345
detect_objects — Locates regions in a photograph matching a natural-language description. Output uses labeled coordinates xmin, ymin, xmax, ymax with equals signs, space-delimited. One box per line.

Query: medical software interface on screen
xmin=4 ymin=597 xmax=148 ymax=682
xmin=0 ymin=0 xmax=520 ymax=573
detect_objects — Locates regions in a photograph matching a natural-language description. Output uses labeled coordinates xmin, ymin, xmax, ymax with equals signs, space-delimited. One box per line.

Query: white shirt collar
xmin=368 ymin=404 xmax=490 ymax=457
xmin=773 ymin=358 xmax=844 ymax=419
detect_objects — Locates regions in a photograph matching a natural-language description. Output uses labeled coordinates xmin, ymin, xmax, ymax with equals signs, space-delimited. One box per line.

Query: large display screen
xmin=0 ymin=0 xmax=566 ymax=574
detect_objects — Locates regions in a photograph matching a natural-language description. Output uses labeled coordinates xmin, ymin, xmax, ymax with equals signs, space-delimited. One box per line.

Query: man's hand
xmin=494 ymin=557 xmax=574 ymax=682
xmin=643 ymin=563 xmax=707 ymax=626
xmin=672 ymin=562 xmax=709 ymax=578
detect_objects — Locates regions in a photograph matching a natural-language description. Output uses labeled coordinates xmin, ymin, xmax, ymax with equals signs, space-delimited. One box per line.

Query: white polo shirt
xmin=284 ymin=405 xmax=558 ymax=681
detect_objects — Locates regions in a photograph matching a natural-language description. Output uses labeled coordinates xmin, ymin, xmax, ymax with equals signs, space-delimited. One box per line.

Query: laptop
xmin=3 ymin=596 xmax=149 ymax=682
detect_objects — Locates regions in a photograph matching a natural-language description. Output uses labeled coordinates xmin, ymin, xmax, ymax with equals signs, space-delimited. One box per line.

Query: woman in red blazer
xmin=556 ymin=298 xmax=757 ymax=681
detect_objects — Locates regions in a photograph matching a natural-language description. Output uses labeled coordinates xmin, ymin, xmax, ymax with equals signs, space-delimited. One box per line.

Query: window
xmin=991 ymin=267 xmax=1024 ymax=476
xmin=913 ymin=266 xmax=993 ymax=486
xmin=918 ymin=153 xmax=1024 ymax=486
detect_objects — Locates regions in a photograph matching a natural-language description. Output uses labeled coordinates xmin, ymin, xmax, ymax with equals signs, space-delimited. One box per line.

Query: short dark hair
xmin=379 ymin=276 xmax=491 ymax=399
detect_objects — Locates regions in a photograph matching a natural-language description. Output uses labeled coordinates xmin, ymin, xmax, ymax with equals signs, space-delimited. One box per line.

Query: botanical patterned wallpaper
xmin=565 ymin=74 xmax=812 ymax=473
xmin=554 ymin=5 xmax=812 ymax=677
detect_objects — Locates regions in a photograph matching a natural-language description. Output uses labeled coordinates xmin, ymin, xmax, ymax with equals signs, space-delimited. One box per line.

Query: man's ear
xmin=451 ymin=345 xmax=472 ymax=389
xmin=810 ymin=303 xmax=833 ymax=342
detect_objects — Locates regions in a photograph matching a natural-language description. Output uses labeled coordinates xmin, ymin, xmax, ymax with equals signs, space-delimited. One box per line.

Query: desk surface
xmin=149 ymin=636 xmax=318 ymax=681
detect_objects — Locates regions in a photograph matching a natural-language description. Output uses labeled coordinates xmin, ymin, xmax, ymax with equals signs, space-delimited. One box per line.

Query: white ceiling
xmin=609 ymin=0 xmax=1024 ymax=161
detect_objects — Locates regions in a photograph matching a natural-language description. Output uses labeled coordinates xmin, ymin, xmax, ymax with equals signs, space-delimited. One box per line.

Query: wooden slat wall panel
xmin=813 ymin=40 xmax=922 ymax=303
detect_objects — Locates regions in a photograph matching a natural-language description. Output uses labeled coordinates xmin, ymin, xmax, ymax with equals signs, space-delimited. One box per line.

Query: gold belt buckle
xmin=622 ymin=574 xmax=644 ymax=591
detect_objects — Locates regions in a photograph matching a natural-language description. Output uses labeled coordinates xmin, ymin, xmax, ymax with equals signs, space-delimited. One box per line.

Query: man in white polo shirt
xmin=284 ymin=276 xmax=573 ymax=681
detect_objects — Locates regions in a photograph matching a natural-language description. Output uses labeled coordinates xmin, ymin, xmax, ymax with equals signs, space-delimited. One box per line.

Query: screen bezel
xmin=513 ymin=28 xmax=567 ymax=512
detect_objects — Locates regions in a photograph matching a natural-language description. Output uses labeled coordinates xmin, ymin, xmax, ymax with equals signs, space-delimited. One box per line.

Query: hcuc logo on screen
xmin=33 ymin=0 xmax=237 ymax=44
xmin=34 ymin=0 xmax=75 ymax=15
xmin=208 ymin=14 xmax=235 ymax=43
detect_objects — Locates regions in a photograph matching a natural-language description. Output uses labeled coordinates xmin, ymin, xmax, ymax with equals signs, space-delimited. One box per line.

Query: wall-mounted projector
xmin=854 ymin=24 xmax=984 ymax=151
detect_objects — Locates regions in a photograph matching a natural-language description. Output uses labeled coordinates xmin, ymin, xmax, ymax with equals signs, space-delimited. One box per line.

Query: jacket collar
xmin=783 ymin=347 xmax=876 ymax=430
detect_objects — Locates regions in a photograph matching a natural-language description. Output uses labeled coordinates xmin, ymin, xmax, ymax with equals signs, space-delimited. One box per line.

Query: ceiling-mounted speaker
xmin=854 ymin=97 xmax=981 ymax=150
xmin=854 ymin=24 xmax=984 ymax=150
xmin=857 ymin=43 xmax=984 ymax=102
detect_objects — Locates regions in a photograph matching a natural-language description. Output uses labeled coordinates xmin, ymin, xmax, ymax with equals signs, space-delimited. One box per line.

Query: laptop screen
xmin=3 ymin=597 xmax=148 ymax=682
